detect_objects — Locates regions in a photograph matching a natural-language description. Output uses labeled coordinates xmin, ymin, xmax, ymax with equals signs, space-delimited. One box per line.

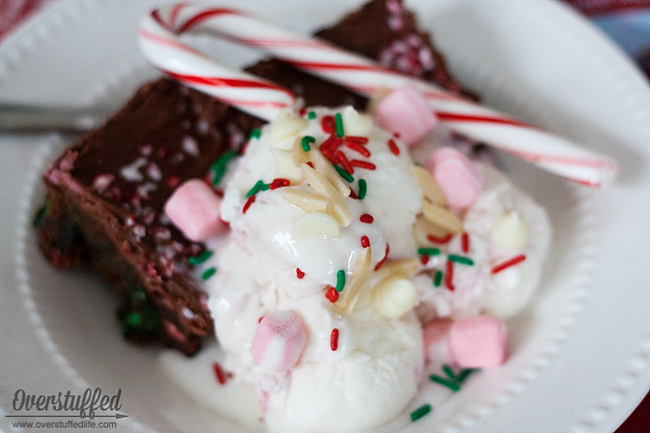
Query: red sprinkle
xmin=491 ymin=254 xmax=527 ymax=274
xmin=374 ymin=243 xmax=390 ymax=271
xmin=427 ymin=233 xmax=453 ymax=244
xmin=329 ymin=137 xmax=344 ymax=152
xmin=461 ymin=233 xmax=470 ymax=253
xmin=321 ymin=147 xmax=340 ymax=164
xmin=306 ymin=161 xmax=314 ymax=169
xmin=360 ymin=235 xmax=370 ymax=248
xmin=325 ymin=286 xmax=339 ymax=303
xmin=269 ymin=178 xmax=290 ymax=190
xmin=345 ymin=141 xmax=371 ymax=157
xmin=299 ymin=107 xmax=307 ymax=116
xmin=330 ymin=328 xmax=339 ymax=351
xmin=445 ymin=260 xmax=455 ymax=291
xmin=320 ymin=134 xmax=337 ymax=150
xmin=212 ymin=362 xmax=228 ymax=385
xmin=388 ymin=139 xmax=400 ymax=155
xmin=348 ymin=188 xmax=358 ymax=199
xmin=360 ymin=214 xmax=374 ymax=223
xmin=345 ymin=136 xmax=369 ymax=145
xmin=350 ymin=160 xmax=376 ymax=170
xmin=336 ymin=150 xmax=354 ymax=174
xmin=167 ymin=176 xmax=181 ymax=187
xmin=296 ymin=268 xmax=305 ymax=279
xmin=242 ymin=195 xmax=256 ymax=213
xmin=321 ymin=115 xmax=336 ymax=133
xmin=420 ymin=254 xmax=430 ymax=265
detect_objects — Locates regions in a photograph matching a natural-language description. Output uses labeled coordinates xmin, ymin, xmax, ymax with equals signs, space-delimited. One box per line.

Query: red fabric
xmin=564 ymin=0 xmax=650 ymax=16
xmin=0 ymin=0 xmax=50 ymax=41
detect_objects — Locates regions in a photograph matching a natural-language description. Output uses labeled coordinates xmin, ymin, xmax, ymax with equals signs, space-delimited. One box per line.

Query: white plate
xmin=1 ymin=0 xmax=650 ymax=432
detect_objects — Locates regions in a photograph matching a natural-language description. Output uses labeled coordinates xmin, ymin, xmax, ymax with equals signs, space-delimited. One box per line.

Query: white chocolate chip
xmin=269 ymin=109 xmax=309 ymax=143
xmin=270 ymin=148 xmax=304 ymax=183
xmin=293 ymin=211 xmax=340 ymax=239
xmin=373 ymin=276 xmax=417 ymax=318
xmin=342 ymin=106 xmax=373 ymax=136
xmin=492 ymin=210 xmax=529 ymax=250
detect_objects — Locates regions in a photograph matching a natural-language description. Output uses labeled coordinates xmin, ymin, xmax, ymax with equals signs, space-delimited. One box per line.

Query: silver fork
xmin=0 ymin=104 xmax=114 ymax=132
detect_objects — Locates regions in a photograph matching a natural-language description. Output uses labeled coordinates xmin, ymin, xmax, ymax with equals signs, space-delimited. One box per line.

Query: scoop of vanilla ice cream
xmin=204 ymin=107 xmax=425 ymax=432
xmin=414 ymin=163 xmax=551 ymax=321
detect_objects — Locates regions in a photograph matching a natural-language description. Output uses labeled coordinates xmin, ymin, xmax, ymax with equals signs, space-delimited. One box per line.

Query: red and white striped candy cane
xmin=139 ymin=4 xmax=617 ymax=187
xmin=139 ymin=7 xmax=295 ymax=121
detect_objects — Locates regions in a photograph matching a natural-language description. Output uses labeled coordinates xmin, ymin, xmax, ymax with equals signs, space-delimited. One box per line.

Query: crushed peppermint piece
xmin=92 ymin=174 xmax=114 ymax=193
xmin=120 ymin=157 xmax=147 ymax=182
xmin=146 ymin=163 xmax=163 ymax=182
xmin=182 ymin=135 xmax=200 ymax=156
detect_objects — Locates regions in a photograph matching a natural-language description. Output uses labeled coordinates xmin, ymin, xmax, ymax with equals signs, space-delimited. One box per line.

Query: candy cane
xmin=139 ymin=4 xmax=617 ymax=187
xmin=139 ymin=8 xmax=295 ymax=121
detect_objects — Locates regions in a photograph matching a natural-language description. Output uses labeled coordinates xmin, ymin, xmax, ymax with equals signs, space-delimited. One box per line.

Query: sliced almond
xmin=409 ymin=165 xmax=446 ymax=206
xmin=333 ymin=248 xmax=372 ymax=315
xmin=421 ymin=200 xmax=463 ymax=234
xmin=281 ymin=187 xmax=330 ymax=212
xmin=412 ymin=214 xmax=451 ymax=246
xmin=301 ymin=163 xmax=352 ymax=227
xmin=377 ymin=258 xmax=421 ymax=277
xmin=292 ymin=137 xmax=311 ymax=167
xmin=309 ymin=148 xmax=351 ymax=196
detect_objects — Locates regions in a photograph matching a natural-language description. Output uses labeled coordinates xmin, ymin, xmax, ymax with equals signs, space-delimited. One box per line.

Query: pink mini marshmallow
xmin=425 ymin=146 xmax=483 ymax=209
xmin=448 ymin=316 xmax=507 ymax=368
xmin=164 ymin=179 xmax=225 ymax=242
xmin=373 ymin=85 xmax=437 ymax=146
xmin=423 ymin=319 xmax=453 ymax=364
xmin=251 ymin=311 xmax=307 ymax=372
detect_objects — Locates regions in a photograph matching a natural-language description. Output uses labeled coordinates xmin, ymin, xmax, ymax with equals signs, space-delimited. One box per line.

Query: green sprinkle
xmin=448 ymin=255 xmax=474 ymax=266
xmin=433 ymin=270 xmax=443 ymax=287
xmin=249 ymin=128 xmax=262 ymax=139
xmin=211 ymin=150 xmax=237 ymax=186
xmin=334 ymin=112 xmax=344 ymax=137
xmin=33 ymin=201 xmax=50 ymax=227
xmin=260 ymin=183 xmax=270 ymax=191
xmin=442 ymin=364 xmax=456 ymax=379
xmin=456 ymin=368 xmax=480 ymax=383
xmin=301 ymin=135 xmax=316 ymax=152
xmin=246 ymin=180 xmax=265 ymax=197
xmin=429 ymin=375 xmax=461 ymax=392
xmin=417 ymin=247 xmax=441 ymax=256
xmin=335 ymin=269 xmax=346 ymax=292
xmin=409 ymin=404 xmax=432 ymax=422
xmin=202 ymin=267 xmax=217 ymax=280
xmin=357 ymin=179 xmax=367 ymax=200
xmin=125 ymin=312 xmax=141 ymax=328
xmin=308 ymin=111 xmax=316 ymax=119
xmin=189 ymin=250 xmax=214 ymax=265
xmin=333 ymin=164 xmax=354 ymax=183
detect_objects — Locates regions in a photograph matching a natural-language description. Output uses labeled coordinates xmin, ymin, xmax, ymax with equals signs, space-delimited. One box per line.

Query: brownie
xmin=36 ymin=0 xmax=473 ymax=355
